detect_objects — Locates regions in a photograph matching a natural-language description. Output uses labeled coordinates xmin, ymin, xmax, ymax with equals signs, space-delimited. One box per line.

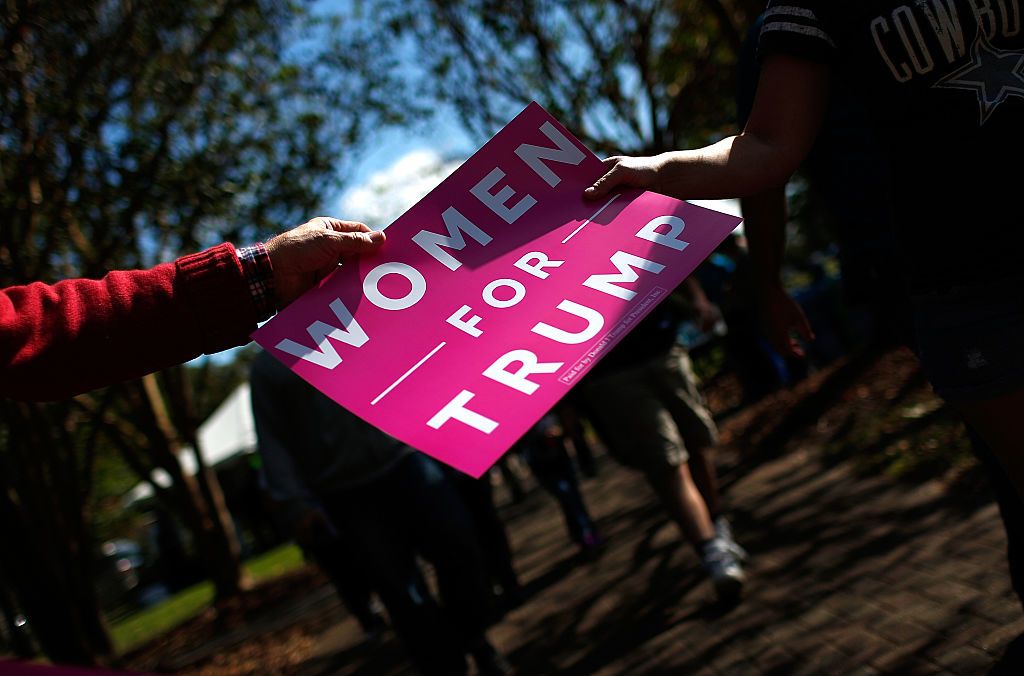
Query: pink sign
xmin=252 ymin=102 xmax=740 ymax=477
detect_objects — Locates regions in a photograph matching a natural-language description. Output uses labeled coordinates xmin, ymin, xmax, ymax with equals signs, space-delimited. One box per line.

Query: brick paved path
xmin=157 ymin=350 xmax=1007 ymax=671
xmin=289 ymin=432 xmax=1022 ymax=676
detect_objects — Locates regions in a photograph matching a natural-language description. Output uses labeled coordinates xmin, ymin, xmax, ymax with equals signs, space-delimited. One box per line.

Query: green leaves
xmin=369 ymin=0 xmax=757 ymax=156
xmin=0 ymin=0 xmax=406 ymax=282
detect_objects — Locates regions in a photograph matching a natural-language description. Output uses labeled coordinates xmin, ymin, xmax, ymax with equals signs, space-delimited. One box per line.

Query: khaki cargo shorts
xmin=580 ymin=345 xmax=718 ymax=472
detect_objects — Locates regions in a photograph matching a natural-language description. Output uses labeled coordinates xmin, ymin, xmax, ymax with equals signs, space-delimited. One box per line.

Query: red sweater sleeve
xmin=0 ymin=243 xmax=258 ymax=401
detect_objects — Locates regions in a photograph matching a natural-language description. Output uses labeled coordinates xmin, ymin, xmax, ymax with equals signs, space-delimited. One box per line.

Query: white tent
xmin=123 ymin=383 xmax=257 ymax=506
xmin=687 ymin=198 xmax=745 ymax=235
xmin=192 ymin=382 xmax=257 ymax=472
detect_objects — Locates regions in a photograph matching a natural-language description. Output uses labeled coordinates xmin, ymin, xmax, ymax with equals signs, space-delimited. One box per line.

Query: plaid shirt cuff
xmin=237 ymin=243 xmax=276 ymax=321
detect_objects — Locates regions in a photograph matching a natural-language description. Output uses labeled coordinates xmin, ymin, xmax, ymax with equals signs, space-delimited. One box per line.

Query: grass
xmin=110 ymin=543 xmax=307 ymax=655
xmin=244 ymin=541 xmax=305 ymax=581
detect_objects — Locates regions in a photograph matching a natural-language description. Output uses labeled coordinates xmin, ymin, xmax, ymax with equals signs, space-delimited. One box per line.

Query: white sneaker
xmin=702 ymin=537 xmax=746 ymax=601
xmin=714 ymin=515 xmax=748 ymax=562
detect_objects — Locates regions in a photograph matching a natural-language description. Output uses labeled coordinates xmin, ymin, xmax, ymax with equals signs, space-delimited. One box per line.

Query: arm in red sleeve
xmin=0 ymin=243 xmax=259 ymax=401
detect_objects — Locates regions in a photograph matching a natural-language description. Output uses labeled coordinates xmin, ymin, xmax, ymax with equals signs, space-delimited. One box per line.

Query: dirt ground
xmin=122 ymin=346 xmax=1024 ymax=675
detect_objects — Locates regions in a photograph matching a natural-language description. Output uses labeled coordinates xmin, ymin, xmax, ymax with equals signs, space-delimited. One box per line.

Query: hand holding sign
xmin=584 ymin=154 xmax=670 ymax=200
xmin=252 ymin=102 xmax=741 ymax=477
xmin=266 ymin=218 xmax=386 ymax=307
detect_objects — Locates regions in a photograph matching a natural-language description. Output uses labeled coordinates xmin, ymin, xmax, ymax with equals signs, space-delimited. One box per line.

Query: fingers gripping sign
xmin=266 ymin=217 xmax=386 ymax=308
xmin=584 ymin=155 xmax=666 ymax=200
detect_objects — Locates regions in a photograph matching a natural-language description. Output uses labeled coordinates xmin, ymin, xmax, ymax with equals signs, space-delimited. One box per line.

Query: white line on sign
xmin=561 ymin=193 xmax=622 ymax=244
xmin=371 ymin=341 xmax=447 ymax=405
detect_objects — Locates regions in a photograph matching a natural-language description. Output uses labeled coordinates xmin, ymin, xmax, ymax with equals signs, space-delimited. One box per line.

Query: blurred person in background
xmin=250 ymin=349 xmax=509 ymax=676
xmin=577 ymin=277 xmax=748 ymax=602
xmin=513 ymin=411 xmax=606 ymax=559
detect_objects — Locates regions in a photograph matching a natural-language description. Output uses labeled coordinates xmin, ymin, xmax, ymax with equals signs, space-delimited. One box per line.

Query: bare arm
xmin=586 ymin=55 xmax=831 ymax=200
xmin=679 ymin=276 xmax=720 ymax=331
xmin=741 ymin=187 xmax=814 ymax=357
xmin=742 ymin=187 xmax=788 ymax=287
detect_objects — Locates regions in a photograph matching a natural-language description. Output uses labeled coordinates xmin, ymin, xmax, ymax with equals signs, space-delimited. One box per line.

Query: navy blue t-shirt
xmin=760 ymin=1 xmax=1024 ymax=292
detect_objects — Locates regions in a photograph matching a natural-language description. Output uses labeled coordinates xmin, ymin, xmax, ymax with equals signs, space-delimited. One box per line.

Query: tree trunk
xmin=0 ymin=564 xmax=36 ymax=659
xmin=177 ymin=468 xmax=246 ymax=599
xmin=101 ymin=416 xmax=246 ymax=600
xmin=133 ymin=376 xmax=246 ymax=599
xmin=0 ymin=402 xmax=113 ymax=667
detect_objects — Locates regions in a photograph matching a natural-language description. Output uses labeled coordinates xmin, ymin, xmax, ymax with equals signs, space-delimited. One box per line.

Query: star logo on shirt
xmin=934 ymin=32 xmax=1024 ymax=125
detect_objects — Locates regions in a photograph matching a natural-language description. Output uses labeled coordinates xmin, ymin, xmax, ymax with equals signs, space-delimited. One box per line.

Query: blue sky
xmin=331 ymin=122 xmax=475 ymax=226
xmin=315 ymin=0 xmax=742 ymax=227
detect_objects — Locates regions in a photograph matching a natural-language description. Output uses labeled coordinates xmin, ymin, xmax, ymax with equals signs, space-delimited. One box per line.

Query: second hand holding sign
xmin=253 ymin=102 xmax=741 ymax=477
